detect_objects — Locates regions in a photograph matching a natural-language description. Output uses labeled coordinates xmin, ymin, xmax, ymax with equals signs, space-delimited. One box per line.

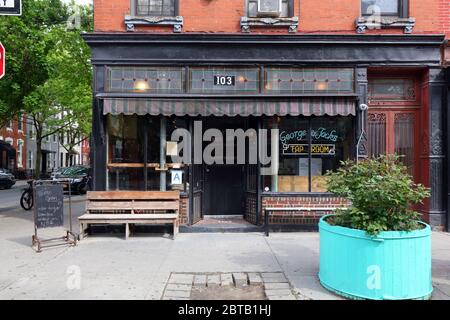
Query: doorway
xmin=203 ymin=164 xmax=245 ymax=216
xmin=198 ymin=116 xmax=252 ymax=217
xmin=368 ymin=109 xmax=419 ymax=179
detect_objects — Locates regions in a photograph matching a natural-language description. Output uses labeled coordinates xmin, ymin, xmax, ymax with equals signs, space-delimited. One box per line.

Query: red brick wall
xmin=438 ymin=0 xmax=450 ymax=38
xmin=94 ymin=0 xmax=444 ymax=34
xmin=246 ymin=195 xmax=350 ymax=226
xmin=180 ymin=195 xmax=189 ymax=225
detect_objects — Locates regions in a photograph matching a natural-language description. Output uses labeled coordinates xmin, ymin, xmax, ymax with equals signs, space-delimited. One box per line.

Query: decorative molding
xmin=356 ymin=16 xmax=415 ymax=34
xmin=240 ymin=16 xmax=299 ymax=33
xmin=124 ymin=15 xmax=184 ymax=33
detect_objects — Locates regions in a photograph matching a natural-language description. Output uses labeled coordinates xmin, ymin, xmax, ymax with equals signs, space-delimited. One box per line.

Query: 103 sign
xmin=214 ymin=75 xmax=235 ymax=86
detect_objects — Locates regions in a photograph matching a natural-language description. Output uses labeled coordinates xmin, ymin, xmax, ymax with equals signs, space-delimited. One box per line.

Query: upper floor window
xmin=17 ymin=113 xmax=23 ymax=131
xmin=357 ymin=0 xmax=413 ymax=33
xmin=136 ymin=0 xmax=177 ymax=17
xmin=242 ymin=0 xmax=298 ymax=33
xmin=361 ymin=0 xmax=407 ymax=17
xmin=247 ymin=0 xmax=294 ymax=18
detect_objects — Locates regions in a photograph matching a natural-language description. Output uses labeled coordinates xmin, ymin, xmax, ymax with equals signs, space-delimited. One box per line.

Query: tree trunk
xmin=35 ymin=138 xmax=42 ymax=179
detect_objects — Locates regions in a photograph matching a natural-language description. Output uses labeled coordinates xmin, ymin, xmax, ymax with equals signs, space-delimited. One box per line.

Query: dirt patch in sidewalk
xmin=190 ymin=284 xmax=267 ymax=300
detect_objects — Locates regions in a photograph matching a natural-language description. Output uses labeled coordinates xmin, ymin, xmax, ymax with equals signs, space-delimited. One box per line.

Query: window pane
xmin=107 ymin=115 xmax=145 ymax=190
xmin=106 ymin=67 xmax=185 ymax=94
xmin=362 ymin=0 xmax=399 ymax=15
xmin=263 ymin=116 xmax=354 ymax=193
xmin=310 ymin=117 xmax=354 ymax=192
xmin=368 ymin=113 xmax=387 ymax=157
xmin=248 ymin=0 xmax=291 ymax=18
xmin=146 ymin=116 xmax=188 ymax=191
xmin=276 ymin=118 xmax=310 ymax=192
xmin=137 ymin=0 xmax=175 ymax=16
xmin=189 ymin=67 xmax=260 ymax=94
xmin=264 ymin=68 xmax=354 ymax=94
xmin=394 ymin=113 xmax=415 ymax=175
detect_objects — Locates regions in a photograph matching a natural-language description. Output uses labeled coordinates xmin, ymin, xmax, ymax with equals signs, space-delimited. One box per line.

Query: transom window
xmin=362 ymin=0 xmax=407 ymax=17
xmin=136 ymin=0 xmax=177 ymax=17
xmin=368 ymin=78 xmax=416 ymax=101
xmin=106 ymin=67 xmax=185 ymax=94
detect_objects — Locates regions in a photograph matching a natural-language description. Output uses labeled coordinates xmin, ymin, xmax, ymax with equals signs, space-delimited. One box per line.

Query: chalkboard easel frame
xmin=31 ymin=180 xmax=77 ymax=253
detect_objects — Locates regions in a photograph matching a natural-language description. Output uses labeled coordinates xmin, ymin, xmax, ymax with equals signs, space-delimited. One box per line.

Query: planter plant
xmin=318 ymin=154 xmax=432 ymax=300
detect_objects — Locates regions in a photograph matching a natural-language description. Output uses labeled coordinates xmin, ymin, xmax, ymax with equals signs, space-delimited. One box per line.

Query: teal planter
xmin=318 ymin=215 xmax=433 ymax=300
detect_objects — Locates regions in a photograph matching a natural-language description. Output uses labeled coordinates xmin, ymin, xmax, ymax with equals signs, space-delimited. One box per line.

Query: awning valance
xmin=102 ymin=98 xmax=356 ymax=117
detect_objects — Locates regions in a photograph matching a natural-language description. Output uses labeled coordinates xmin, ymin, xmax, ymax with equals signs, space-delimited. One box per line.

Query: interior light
xmin=315 ymin=81 xmax=328 ymax=91
xmin=134 ymin=79 xmax=150 ymax=91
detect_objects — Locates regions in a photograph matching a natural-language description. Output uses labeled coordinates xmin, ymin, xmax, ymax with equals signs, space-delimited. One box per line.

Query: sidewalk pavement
xmin=0 ymin=208 xmax=449 ymax=300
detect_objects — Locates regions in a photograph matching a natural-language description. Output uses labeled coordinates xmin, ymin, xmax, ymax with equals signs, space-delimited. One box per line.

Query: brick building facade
xmin=86 ymin=0 xmax=450 ymax=231
xmin=0 ymin=115 xmax=27 ymax=174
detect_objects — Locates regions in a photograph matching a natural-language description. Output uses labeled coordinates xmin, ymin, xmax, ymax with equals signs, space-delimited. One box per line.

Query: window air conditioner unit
xmin=257 ymin=0 xmax=282 ymax=17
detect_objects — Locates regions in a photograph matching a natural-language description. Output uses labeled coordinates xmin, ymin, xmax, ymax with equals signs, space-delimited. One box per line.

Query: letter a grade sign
xmin=0 ymin=0 xmax=22 ymax=16
xmin=0 ymin=42 xmax=4 ymax=80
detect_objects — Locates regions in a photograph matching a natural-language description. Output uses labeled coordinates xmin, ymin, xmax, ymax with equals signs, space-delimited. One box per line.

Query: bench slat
xmin=88 ymin=201 xmax=179 ymax=211
xmin=80 ymin=219 xmax=177 ymax=224
xmin=87 ymin=191 xmax=180 ymax=201
xmin=79 ymin=214 xmax=178 ymax=220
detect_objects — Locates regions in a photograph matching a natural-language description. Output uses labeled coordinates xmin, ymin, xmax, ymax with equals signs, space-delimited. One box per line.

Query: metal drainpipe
xmin=160 ymin=116 xmax=167 ymax=191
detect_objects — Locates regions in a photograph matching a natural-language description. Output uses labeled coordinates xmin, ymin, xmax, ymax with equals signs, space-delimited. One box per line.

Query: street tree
xmin=0 ymin=0 xmax=69 ymax=128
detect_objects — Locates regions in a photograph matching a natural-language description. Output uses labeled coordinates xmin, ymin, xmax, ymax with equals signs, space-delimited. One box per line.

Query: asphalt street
xmin=0 ymin=180 xmax=86 ymax=231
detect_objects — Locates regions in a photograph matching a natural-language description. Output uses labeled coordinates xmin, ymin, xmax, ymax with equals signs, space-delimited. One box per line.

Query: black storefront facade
xmin=84 ymin=33 xmax=449 ymax=231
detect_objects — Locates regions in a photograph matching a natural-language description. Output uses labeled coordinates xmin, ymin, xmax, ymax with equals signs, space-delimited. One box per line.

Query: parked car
xmin=50 ymin=167 xmax=69 ymax=180
xmin=0 ymin=169 xmax=16 ymax=189
xmin=53 ymin=166 xmax=91 ymax=194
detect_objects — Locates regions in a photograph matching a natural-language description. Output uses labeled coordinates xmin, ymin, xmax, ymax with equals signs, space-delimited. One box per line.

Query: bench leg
xmin=125 ymin=223 xmax=129 ymax=240
xmin=79 ymin=223 xmax=87 ymax=240
xmin=172 ymin=220 xmax=179 ymax=240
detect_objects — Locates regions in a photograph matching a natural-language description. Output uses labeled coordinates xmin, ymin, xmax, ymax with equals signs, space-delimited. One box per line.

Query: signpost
xmin=0 ymin=42 xmax=4 ymax=80
xmin=0 ymin=0 xmax=22 ymax=16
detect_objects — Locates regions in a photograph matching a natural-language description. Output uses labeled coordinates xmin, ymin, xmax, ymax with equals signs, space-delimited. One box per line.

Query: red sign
xmin=0 ymin=42 xmax=4 ymax=79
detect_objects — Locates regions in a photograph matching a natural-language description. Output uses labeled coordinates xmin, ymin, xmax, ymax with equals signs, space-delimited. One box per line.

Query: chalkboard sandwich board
xmin=34 ymin=184 xmax=64 ymax=229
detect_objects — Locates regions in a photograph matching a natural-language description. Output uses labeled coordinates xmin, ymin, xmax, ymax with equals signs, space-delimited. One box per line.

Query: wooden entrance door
xmin=203 ymin=164 xmax=245 ymax=216
xmin=368 ymin=109 xmax=419 ymax=178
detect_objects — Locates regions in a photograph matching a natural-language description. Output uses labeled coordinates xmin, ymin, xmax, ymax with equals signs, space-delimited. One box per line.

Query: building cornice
xmin=82 ymin=32 xmax=445 ymax=46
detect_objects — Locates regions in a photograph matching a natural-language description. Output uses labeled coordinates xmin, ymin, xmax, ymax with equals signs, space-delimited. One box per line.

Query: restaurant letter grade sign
xmin=0 ymin=0 xmax=21 ymax=16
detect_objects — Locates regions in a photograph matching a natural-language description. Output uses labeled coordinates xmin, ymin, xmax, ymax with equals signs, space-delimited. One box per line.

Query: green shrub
xmin=325 ymin=154 xmax=430 ymax=236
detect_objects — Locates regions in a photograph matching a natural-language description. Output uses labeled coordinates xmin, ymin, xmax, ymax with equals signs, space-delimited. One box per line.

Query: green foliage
xmin=0 ymin=0 xmax=93 ymax=176
xmin=0 ymin=0 xmax=69 ymax=126
xmin=325 ymin=155 xmax=430 ymax=236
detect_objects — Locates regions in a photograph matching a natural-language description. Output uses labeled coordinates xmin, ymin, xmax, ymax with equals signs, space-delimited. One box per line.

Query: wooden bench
xmin=78 ymin=191 xmax=180 ymax=240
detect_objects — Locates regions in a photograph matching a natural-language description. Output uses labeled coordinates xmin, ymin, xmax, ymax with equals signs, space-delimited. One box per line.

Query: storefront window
xmin=107 ymin=115 xmax=145 ymax=190
xmin=262 ymin=116 xmax=354 ymax=193
xmin=107 ymin=114 xmax=189 ymax=191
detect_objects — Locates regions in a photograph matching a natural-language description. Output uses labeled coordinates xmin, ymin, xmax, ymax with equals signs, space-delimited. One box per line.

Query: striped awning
xmin=102 ymin=98 xmax=356 ymax=117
